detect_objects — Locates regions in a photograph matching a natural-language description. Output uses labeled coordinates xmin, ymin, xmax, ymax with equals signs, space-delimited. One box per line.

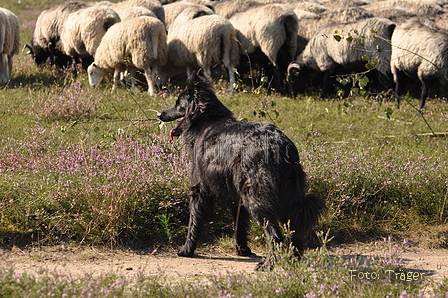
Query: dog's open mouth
xmin=170 ymin=118 xmax=185 ymax=141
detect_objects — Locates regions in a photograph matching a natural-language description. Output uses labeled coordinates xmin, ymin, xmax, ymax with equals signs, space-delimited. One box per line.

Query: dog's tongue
xmin=170 ymin=118 xmax=185 ymax=141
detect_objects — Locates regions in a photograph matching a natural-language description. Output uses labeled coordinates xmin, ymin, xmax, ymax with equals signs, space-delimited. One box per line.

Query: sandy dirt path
xmin=1 ymin=243 xmax=447 ymax=282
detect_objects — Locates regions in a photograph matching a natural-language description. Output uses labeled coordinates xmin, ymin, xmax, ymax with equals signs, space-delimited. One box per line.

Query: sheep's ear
xmin=288 ymin=63 xmax=301 ymax=77
xmin=23 ymin=44 xmax=33 ymax=55
xmin=104 ymin=18 xmax=118 ymax=31
xmin=192 ymin=10 xmax=208 ymax=19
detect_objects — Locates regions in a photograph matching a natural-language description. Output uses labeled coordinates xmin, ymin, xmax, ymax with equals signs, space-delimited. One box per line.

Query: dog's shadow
xmin=192 ymin=252 xmax=263 ymax=263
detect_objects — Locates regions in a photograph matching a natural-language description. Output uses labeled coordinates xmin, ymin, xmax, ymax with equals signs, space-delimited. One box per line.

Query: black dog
xmin=158 ymin=71 xmax=326 ymax=270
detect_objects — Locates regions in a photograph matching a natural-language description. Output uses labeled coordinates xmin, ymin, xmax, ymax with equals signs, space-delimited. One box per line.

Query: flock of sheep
xmin=2 ymin=0 xmax=448 ymax=109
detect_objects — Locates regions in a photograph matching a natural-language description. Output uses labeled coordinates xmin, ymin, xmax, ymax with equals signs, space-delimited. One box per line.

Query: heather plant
xmin=31 ymin=81 xmax=100 ymax=122
xmin=0 ymin=123 xmax=191 ymax=245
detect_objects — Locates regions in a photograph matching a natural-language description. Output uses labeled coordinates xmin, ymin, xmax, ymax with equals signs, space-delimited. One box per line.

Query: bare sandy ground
xmin=0 ymin=242 xmax=447 ymax=284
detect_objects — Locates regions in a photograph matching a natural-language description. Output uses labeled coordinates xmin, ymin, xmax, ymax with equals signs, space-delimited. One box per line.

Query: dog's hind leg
xmin=178 ymin=184 xmax=213 ymax=257
xmin=252 ymin=214 xmax=284 ymax=271
xmin=232 ymin=201 xmax=252 ymax=256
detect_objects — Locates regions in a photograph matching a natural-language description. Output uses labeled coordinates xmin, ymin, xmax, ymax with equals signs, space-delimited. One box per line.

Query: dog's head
xmin=158 ymin=71 xmax=234 ymax=140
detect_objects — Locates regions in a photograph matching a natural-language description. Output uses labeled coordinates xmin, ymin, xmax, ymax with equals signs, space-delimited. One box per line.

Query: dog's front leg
xmin=178 ymin=184 xmax=211 ymax=257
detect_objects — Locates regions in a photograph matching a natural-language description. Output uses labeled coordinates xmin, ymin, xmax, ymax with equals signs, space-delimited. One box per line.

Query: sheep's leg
xmin=321 ymin=71 xmax=330 ymax=98
xmin=393 ymin=69 xmax=406 ymax=108
xmin=126 ymin=65 xmax=136 ymax=90
xmin=112 ymin=69 xmax=120 ymax=92
xmin=440 ymin=78 xmax=448 ymax=101
xmin=6 ymin=54 xmax=12 ymax=80
xmin=144 ymin=67 xmax=155 ymax=96
xmin=377 ymin=71 xmax=393 ymax=93
xmin=420 ymin=78 xmax=431 ymax=110
xmin=0 ymin=55 xmax=5 ymax=84
xmin=203 ymin=67 xmax=211 ymax=78
xmin=186 ymin=67 xmax=192 ymax=78
xmin=228 ymin=65 xmax=235 ymax=93
xmin=273 ymin=64 xmax=282 ymax=94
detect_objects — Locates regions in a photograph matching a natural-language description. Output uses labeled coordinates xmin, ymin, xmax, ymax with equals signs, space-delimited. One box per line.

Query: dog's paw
xmin=254 ymin=258 xmax=274 ymax=271
xmin=177 ymin=245 xmax=194 ymax=257
xmin=236 ymin=245 xmax=252 ymax=256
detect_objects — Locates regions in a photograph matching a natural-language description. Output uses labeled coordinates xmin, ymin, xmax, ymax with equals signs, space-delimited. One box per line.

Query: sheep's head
xmin=287 ymin=62 xmax=303 ymax=98
xmin=87 ymin=62 xmax=108 ymax=88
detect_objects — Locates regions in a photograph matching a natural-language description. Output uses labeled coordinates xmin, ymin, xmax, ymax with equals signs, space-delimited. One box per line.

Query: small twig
xmin=440 ymin=189 xmax=448 ymax=222
xmin=403 ymin=97 xmax=436 ymax=135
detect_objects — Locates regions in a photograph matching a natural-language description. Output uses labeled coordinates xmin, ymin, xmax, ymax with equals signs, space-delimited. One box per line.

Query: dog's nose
xmin=157 ymin=112 xmax=162 ymax=118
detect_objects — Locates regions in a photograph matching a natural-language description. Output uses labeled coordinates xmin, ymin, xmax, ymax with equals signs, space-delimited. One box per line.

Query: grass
xmin=0 ymin=0 xmax=448 ymax=296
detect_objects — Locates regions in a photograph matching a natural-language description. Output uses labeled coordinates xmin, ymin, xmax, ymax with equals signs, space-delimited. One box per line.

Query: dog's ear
xmin=187 ymin=70 xmax=207 ymax=89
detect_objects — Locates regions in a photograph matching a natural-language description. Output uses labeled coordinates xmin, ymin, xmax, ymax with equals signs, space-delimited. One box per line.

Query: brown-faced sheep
xmin=111 ymin=0 xmax=165 ymax=25
xmin=87 ymin=15 xmax=167 ymax=95
xmin=160 ymin=5 xmax=240 ymax=92
xmin=27 ymin=1 xmax=89 ymax=68
xmin=163 ymin=1 xmax=214 ymax=31
xmin=0 ymin=8 xmax=20 ymax=83
xmin=288 ymin=17 xmax=395 ymax=98
xmin=60 ymin=6 xmax=120 ymax=61
xmin=391 ymin=17 xmax=448 ymax=110
xmin=229 ymin=3 xmax=299 ymax=93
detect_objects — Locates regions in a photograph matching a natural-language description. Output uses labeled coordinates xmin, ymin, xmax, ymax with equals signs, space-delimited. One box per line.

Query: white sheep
xmin=371 ymin=7 xmax=422 ymax=22
xmin=0 ymin=7 xmax=20 ymax=83
xmin=0 ymin=9 xmax=7 ymax=83
xmin=293 ymin=9 xmax=319 ymax=20
xmin=60 ymin=6 xmax=120 ymax=59
xmin=115 ymin=6 xmax=157 ymax=20
xmin=213 ymin=0 xmax=260 ymax=18
xmin=111 ymin=0 xmax=165 ymax=25
xmin=229 ymin=3 xmax=299 ymax=93
xmin=361 ymin=0 xmax=444 ymax=16
xmin=163 ymin=1 xmax=214 ymax=31
xmin=296 ymin=7 xmax=373 ymax=55
xmin=323 ymin=0 xmax=370 ymax=10
xmin=391 ymin=17 xmax=448 ymax=109
xmin=288 ymin=17 xmax=396 ymax=97
xmin=28 ymin=1 xmax=89 ymax=68
xmin=287 ymin=2 xmax=327 ymax=14
xmin=159 ymin=5 xmax=240 ymax=92
xmin=87 ymin=16 xmax=167 ymax=95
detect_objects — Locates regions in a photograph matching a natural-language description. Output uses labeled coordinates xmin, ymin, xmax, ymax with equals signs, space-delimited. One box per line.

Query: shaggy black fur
xmin=158 ymin=71 xmax=326 ymax=270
